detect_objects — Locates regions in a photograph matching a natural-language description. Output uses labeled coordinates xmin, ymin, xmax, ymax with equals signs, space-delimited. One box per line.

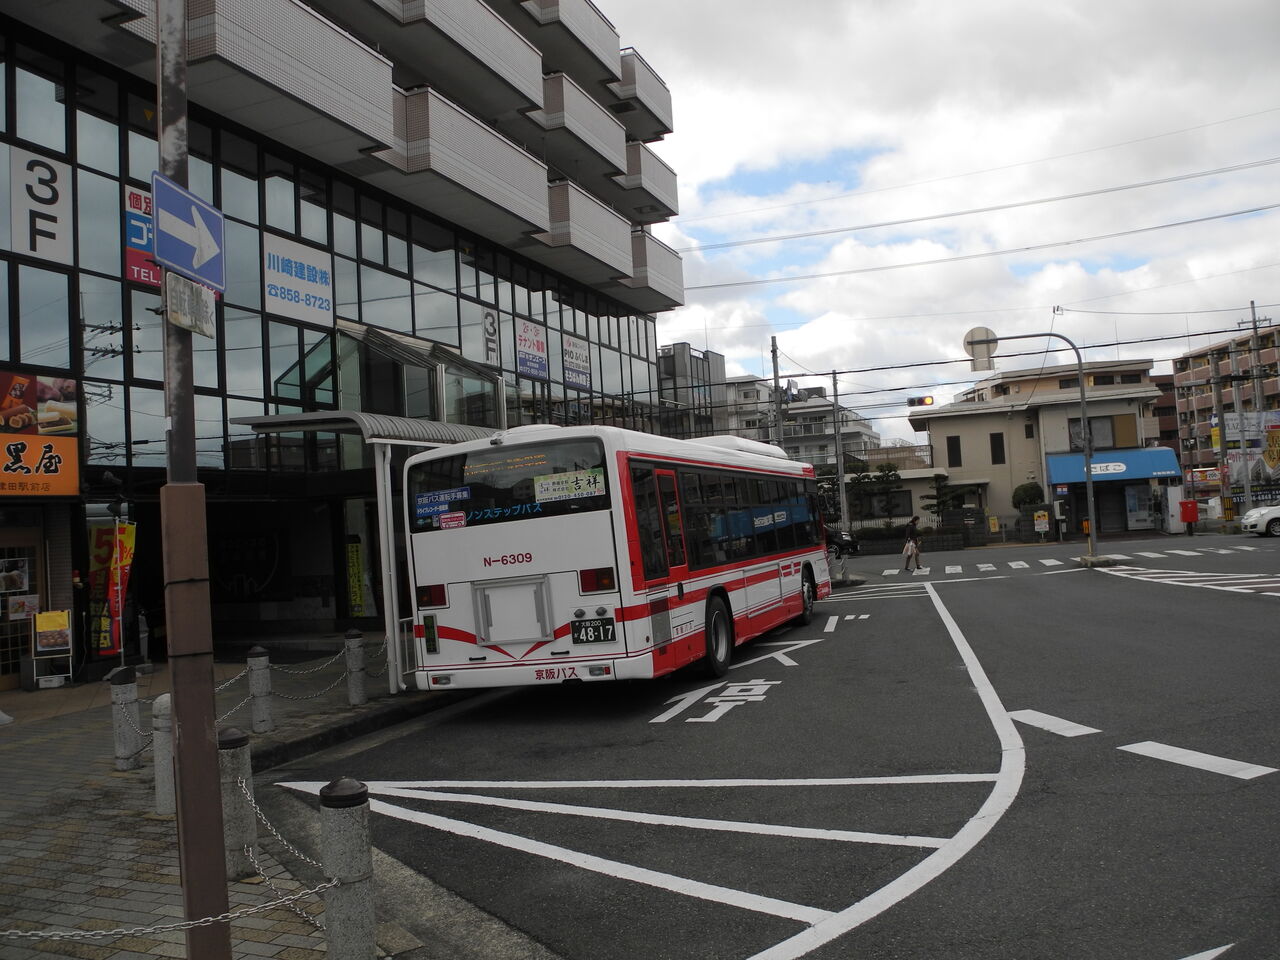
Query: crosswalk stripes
xmin=871 ymin=543 xmax=1273 ymax=579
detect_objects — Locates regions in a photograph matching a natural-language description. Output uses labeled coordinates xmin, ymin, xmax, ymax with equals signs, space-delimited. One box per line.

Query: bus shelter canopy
xmin=231 ymin=410 xmax=495 ymax=447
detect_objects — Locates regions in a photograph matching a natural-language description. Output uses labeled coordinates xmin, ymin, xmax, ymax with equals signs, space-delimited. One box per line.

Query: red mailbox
xmin=1179 ymin=499 xmax=1199 ymax=523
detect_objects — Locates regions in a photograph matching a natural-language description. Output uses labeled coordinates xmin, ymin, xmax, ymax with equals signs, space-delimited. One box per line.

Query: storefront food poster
xmin=0 ymin=558 xmax=29 ymax=593
xmin=33 ymin=609 xmax=71 ymax=657
xmin=7 ymin=593 xmax=37 ymax=620
xmin=0 ymin=369 xmax=80 ymax=496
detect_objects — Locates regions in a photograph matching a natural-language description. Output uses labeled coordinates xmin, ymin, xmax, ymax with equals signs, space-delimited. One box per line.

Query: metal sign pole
xmin=155 ymin=1 xmax=231 ymax=955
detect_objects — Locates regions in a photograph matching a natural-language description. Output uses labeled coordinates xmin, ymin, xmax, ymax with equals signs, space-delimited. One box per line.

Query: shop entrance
xmin=0 ymin=529 xmax=43 ymax=691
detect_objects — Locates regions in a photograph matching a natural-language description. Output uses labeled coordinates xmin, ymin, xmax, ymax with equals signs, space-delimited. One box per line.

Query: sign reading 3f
xmin=151 ymin=172 xmax=225 ymax=292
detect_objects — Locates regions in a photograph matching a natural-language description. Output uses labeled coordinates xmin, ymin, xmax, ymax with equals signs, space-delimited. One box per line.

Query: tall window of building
xmin=989 ymin=432 xmax=1005 ymax=465
xmin=946 ymin=435 xmax=962 ymax=467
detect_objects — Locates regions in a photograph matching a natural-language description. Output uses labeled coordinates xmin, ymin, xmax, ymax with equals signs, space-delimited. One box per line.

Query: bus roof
xmin=405 ymin=423 xmax=814 ymax=476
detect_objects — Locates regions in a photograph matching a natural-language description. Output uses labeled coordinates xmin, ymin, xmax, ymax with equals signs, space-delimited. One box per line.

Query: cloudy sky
xmin=603 ymin=0 xmax=1280 ymax=442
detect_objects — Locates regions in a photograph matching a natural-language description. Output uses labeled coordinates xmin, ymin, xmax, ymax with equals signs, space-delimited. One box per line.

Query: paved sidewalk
xmin=0 ymin=635 xmax=464 ymax=959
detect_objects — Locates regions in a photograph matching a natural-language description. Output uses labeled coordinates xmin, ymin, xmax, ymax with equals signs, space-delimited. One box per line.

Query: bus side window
xmin=630 ymin=465 xmax=668 ymax=580
xmin=657 ymin=472 xmax=686 ymax=568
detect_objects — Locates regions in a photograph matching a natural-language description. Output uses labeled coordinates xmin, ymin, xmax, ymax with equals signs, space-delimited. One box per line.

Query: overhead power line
xmin=685 ymin=202 xmax=1280 ymax=292
xmin=678 ymin=157 xmax=1280 ymax=254
xmin=674 ymin=105 xmax=1280 ymax=226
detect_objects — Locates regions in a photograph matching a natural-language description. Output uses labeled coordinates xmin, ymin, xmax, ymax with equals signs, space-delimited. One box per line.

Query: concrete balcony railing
xmin=361 ymin=86 xmax=550 ymax=245
xmin=525 ymin=180 xmax=633 ymax=285
xmin=304 ymin=0 xmax=545 ymax=123
xmin=116 ymin=0 xmax=396 ymax=164
xmin=593 ymin=140 xmax=677 ymax=225
xmin=613 ymin=230 xmax=682 ymax=313
xmin=607 ymin=47 xmax=673 ymax=142
xmin=498 ymin=0 xmax=621 ymax=92
xmin=532 ymin=72 xmax=627 ymax=184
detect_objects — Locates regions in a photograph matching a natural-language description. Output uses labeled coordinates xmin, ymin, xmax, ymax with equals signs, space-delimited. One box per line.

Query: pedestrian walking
xmin=903 ymin=515 xmax=921 ymax=571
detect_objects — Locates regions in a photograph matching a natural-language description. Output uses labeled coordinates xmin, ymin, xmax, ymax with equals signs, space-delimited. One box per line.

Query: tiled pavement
xmin=0 ymin=637 xmax=464 ymax=959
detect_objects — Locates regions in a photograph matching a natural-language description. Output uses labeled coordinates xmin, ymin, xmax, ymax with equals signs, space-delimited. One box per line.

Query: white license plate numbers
xmin=571 ymin=618 xmax=615 ymax=644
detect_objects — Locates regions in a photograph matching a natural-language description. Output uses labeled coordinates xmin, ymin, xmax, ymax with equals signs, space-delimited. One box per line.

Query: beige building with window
xmin=909 ymin=360 xmax=1175 ymax=534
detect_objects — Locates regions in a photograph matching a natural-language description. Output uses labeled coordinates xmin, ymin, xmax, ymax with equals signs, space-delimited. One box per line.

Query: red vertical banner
xmin=88 ymin=520 xmax=115 ymax=655
xmin=108 ymin=522 xmax=137 ymax=652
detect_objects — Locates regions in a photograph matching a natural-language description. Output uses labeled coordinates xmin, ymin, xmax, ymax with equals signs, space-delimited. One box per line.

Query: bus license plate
xmin=571 ymin=618 xmax=615 ymax=644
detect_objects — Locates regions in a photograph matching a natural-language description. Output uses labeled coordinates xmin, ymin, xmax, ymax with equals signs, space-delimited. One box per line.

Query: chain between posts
xmin=0 ymin=881 xmax=337 ymax=942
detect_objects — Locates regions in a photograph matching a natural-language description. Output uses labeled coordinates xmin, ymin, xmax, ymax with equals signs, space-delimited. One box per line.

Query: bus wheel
xmin=703 ymin=596 xmax=732 ymax=678
xmin=797 ymin=569 xmax=816 ymax=625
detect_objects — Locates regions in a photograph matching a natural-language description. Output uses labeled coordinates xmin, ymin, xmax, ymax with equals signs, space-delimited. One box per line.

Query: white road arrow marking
xmin=734 ymin=638 xmax=825 ymax=669
xmin=158 ymin=203 xmax=220 ymax=268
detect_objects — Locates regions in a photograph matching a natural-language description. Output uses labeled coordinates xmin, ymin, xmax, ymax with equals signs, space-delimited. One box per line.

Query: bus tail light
xmin=588 ymin=665 xmax=612 ymax=677
xmin=579 ymin=566 xmax=616 ymax=593
xmin=417 ymin=583 xmax=447 ymax=608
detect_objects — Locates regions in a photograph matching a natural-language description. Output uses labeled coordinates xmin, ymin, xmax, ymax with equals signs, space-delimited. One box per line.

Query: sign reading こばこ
xmin=263 ymin=232 xmax=334 ymax=327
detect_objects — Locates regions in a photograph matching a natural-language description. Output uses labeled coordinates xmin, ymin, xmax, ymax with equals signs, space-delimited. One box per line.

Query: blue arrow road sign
xmin=151 ymin=172 xmax=225 ymax=292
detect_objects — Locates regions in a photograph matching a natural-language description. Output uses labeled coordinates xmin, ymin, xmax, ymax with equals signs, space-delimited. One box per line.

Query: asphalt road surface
xmin=266 ymin=532 xmax=1280 ymax=960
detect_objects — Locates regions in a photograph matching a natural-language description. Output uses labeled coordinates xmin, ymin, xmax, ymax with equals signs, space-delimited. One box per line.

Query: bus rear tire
xmin=797 ymin=568 xmax=816 ymax=625
xmin=703 ymin=596 xmax=732 ymax=678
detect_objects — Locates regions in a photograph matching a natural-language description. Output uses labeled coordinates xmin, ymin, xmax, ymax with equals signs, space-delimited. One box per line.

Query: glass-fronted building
xmin=0 ymin=0 xmax=682 ymax=685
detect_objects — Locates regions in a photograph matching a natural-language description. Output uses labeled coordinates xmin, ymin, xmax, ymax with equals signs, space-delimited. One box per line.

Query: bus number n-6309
xmin=483 ymin=553 xmax=533 ymax=567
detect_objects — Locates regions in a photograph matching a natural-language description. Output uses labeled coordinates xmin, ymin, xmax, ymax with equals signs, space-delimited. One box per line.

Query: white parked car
xmin=1240 ymin=503 xmax=1280 ymax=536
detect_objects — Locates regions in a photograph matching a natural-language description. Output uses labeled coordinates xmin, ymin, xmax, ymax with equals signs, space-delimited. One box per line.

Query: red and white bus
xmin=401 ymin=423 xmax=832 ymax=689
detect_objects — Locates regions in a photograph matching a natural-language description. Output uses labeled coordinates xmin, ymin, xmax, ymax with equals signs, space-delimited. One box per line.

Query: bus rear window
xmin=407 ymin=439 xmax=610 ymax=532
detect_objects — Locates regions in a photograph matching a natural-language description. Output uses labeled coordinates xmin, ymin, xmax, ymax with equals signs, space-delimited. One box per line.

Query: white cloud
xmin=603 ymin=0 xmax=1280 ymax=441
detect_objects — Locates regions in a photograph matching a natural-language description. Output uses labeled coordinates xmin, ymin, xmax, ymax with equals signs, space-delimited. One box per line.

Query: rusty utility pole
xmin=156 ymin=1 xmax=231 ymax=955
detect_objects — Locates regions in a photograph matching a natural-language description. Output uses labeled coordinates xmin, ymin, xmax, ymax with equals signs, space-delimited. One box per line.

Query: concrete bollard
xmin=107 ymin=666 xmax=142 ymax=771
xmin=152 ymin=694 xmax=174 ymax=815
xmin=321 ymin=778 xmax=375 ymax=960
xmin=344 ymin=630 xmax=366 ymax=707
xmin=218 ymin=727 xmax=257 ymax=881
xmin=247 ymin=646 xmax=273 ymax=734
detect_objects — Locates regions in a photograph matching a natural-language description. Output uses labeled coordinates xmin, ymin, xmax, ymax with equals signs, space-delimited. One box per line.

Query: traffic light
xmin=907 ymin=396 xmax=934 ymax=407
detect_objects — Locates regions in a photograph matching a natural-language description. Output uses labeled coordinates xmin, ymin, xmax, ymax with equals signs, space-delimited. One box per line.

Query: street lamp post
xmin=965 ymin=327 xmax=1100 ymax=562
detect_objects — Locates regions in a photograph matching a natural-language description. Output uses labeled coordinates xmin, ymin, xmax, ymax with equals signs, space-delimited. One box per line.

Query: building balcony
xmin=303 ymin=0 xmax=545 ymax=125
xmin=114 ymin=0 xmax=396 ymax=165
xmin=525 ymin=72 xmax=628 ymax=187
xmin=612 ymin=231 xmax=683 ymax=313
xmin=594 ymin=141 xmax=678 ymax=224
xmin=0 ymin=0 xmax=154 ymax=70
xmin=497 ymin=0 xmax=621 ymax=93
xmin=607 ymin=47 xmax=673 ymax=142
xmin=359 ymin=86 xmax=550 ymax=245
xmin=523 ymin=180 xmax=633 ymax=286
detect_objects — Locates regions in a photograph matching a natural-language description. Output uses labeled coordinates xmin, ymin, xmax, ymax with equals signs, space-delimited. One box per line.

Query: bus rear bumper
xmin=414 ymin=653 xmax=656 ymax=690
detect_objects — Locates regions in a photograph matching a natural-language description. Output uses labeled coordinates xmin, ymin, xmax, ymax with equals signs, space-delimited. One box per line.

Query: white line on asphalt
xmin=1165 ymin=550 xmax=1201 ymax=556
xmin=1233 ymin=545 xmax=1259 ymax=551
xmin=326 ymin=775 xmax=1002 ymax=790
xmin=823 ymin=615 xmax=839 ymax=632
xmin=365 ymin=797 xmax=836 ymax=924
xmin=1106 ymin=554 xmax=1132 ymax=560
xmin=1136 ymin=551 xmax=1166 ymax=558
xmin=1009 ymin=709 xmax=1101 ymax=737
xmin=1008 ymin=561 xmax=1029 ymax=568
xmin=1176 ymin=945 xmax=1234 ymax=959
xmin=945 ymin=565 xmax=962 ymax=574
xmin=358 ymin=785 xmax=951 ymax=848
xmin=912 ymin=567 xmax=932 ymax=575
xmin=977 ymin=563 xmax=996 ymax=571
xmin=1035 ymin=567 xmax=1090 ymax=576
xmin=928 ymin=575 xmax=1012 ymax=585
xmin=1117 ymin=741 xmax=1278 ymax=779
xmin=882 ymin=569 xmax=901 ymax=576
xmin=1039 ymin=559 xmax=1064 ymax=566
xmin=1199 ymin=548 xmax=1234 ymax=554
xmin=747 ymin=583 xmax=1026 ymax=960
